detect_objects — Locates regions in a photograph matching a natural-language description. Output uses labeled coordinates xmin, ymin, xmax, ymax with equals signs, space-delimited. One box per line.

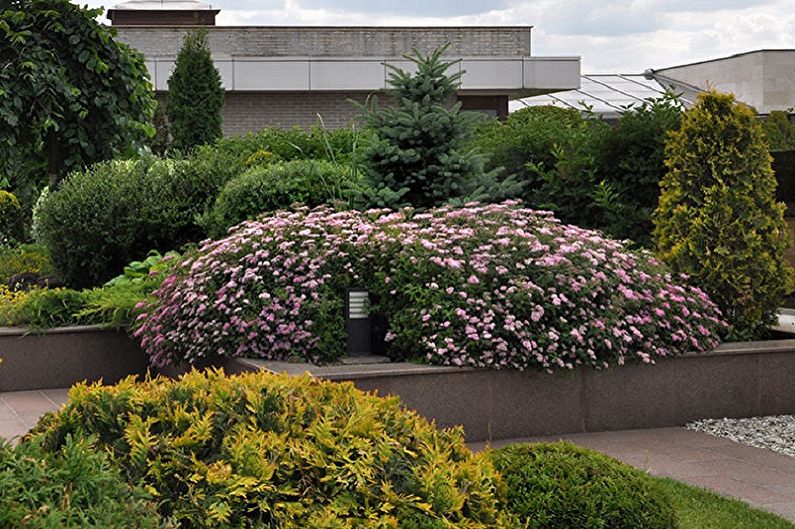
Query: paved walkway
xmin=0 ymin=388 xmax=69 ymax=440
xmin=469 ymin=428 xmax=795 ymax=522
xmin=1 ymin=390 xmax=793 ymax=521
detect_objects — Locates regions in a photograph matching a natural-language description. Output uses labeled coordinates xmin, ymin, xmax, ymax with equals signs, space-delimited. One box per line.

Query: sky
xmin=77 ymin=0 xmax=795 ymax=72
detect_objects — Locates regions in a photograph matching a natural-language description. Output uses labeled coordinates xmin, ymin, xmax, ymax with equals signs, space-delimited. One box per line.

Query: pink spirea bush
xmin=135 ymin=201 xmax=726 ymax=370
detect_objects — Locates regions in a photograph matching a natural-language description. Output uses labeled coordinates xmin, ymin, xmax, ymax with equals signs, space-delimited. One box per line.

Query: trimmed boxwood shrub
xmin=31 ymin=370 xmax=511 ymax=529
xmin=37 ymin=158 xmax=214 ymax=288
xmin=135 ymin=201 xmax=725 ymax=369
xmin=203 ymin=159 xmax=362 ymax=238
xmin=0 ymin=436 xmax=165 ymax=529
xmin=490 ymin=443 xmax=677 ymax=529
xmin=654 ymin=90 xmax=794 ymax=339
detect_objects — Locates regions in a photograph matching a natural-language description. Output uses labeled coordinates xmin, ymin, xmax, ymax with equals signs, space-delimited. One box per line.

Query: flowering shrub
xmin=135 ymin=202 xmax=726 ymax=369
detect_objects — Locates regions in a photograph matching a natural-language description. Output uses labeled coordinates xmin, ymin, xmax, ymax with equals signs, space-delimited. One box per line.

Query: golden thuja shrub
xmin=654 ymin=90 xmax=794 ymax=340
xmin=31 ymin=369 xmax=513 ymax=529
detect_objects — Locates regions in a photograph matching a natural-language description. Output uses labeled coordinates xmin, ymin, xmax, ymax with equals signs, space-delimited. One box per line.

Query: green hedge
xmin=203 ymin=159 xmax=362 ymax=237
xmin=36 ymin=158 xmax=210 ymax=288
xmin=0 ymin=436 xmax=165 ymax=529
xmin=490 ymin=443 xmax=677 ymax=529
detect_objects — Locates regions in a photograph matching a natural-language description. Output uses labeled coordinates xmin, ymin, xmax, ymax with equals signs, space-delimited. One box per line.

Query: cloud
xmin=75 ymin=0 xmax=795 ymax=72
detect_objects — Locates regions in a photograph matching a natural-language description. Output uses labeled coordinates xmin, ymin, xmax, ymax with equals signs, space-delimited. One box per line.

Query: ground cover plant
xmin=31 ymin=370 xmax=511 ymax=529
xmin=135 ymin=201 xmax=725 ymax=369
xmin=0 ymin=250 xmax=180 ymax=329
xmin=490 ymin=442 xmax=677 ymax=529
xmin=655 ymin=90 xmax=793 ymax=339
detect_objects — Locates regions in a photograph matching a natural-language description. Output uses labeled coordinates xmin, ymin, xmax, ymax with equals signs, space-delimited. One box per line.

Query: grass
xmin=656 ymin=477 xmax=795 ymax=529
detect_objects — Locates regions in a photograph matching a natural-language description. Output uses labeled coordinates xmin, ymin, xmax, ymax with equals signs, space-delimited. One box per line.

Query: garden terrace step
xmin=244 ymin=339 xmax=795 ymax=443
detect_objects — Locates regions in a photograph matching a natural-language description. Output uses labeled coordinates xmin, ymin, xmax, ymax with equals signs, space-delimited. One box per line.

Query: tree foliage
xmin=362 ymin=45 xmax=488 ymax=209
xmin=167 ymin=28 xmax=224 ymax=151
xmin=654 ymin=90 xmax=793 ymax=339
xmin=762 ymin=110 xmax=795 ymax=151
xmin=0 ymin=0 xmax=155 ymax=187
xmin=589 ymin=92 xmax=683 ymax=246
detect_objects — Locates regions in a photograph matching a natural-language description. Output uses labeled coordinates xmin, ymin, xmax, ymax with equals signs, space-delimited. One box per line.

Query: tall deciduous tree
xmin=654 ymin=90 xmax=793 ymax=339
xmin=0 ymin=0 xmax=156 ymax=188
xmin=167 ymin=29 xmax=224 ymax=151
xmin=362 ymin=45 xmax=487 ymax=209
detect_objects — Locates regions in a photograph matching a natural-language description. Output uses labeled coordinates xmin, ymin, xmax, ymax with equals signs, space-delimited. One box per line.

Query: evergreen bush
xmin=762 ymin=110 xmax=795 ymax=150
xmin=31 ymin=370 xmax=511 ymax=529
xmin=362 ymin=46 xmax=487 ymax=208
xmin=204 ymin=159 xmax=361 ymax=237
xmin=0 ymin=191 xmax=21 ymax=240
xmin=589 ymin=93 xmax=683 ymax=246
xmin=167 ymin=29 xmax=224 ymax=151
xmin=37 ymin=159 xmax=211 ymax=287
xmin=654 ymin=90 xmax=793 ymax=339
xmin=0 ymin=436 xmax=165 ymax=529
xmin=490 ymin=443 xmax=677 ymax=529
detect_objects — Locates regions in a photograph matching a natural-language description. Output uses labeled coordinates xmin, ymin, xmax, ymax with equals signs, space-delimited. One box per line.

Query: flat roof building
xmin=107 ymin=1 xmax=581 ymax=135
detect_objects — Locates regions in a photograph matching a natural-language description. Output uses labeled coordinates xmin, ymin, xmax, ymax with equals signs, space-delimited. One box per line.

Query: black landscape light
xmin=345 ymin=288 xmax=371 ymax=356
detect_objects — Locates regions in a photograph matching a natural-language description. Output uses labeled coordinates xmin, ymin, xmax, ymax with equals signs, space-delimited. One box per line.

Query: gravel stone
xmin=686 ymin=416 xmax=795 ymax=458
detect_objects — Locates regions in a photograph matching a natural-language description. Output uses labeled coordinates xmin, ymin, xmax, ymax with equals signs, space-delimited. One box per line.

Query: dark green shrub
xmin=471 ymin=105 xmax=586 ymax=192
xmin=589 ymin=93 xmax=683 ymax=245
xmin=187 ymin=125 xmax=368 ymax=197
xmin=204 ymin=159 xmax=362 ymax=237
xmin=362 ymin=46 xmax=487 ymax=208
xmin=762 ymin=110 xmax=795 ymax=150
xmin=654 ymin=90 xmax=793 ymax=339
xmin=32 ymin=370 xmax=511 ymax=529
xmin=0 ymin=436 xmax=166 ymax=529
xmin=37 ymin=158 xmax=211 ymax=288
xmin=0 ymin=243 xmax=53 ymax=284
xmin=472 ymin=96 xmax=682 ymax=247
xmin=490 ymin=443 xmax=677 ymax=529
xmin=147 ymin=99 xmax=171 ymax=156
xmin=0 ymin=190 xmax=21 ymax=240
xmin=167 ymin=28 xmax=224 ymax=151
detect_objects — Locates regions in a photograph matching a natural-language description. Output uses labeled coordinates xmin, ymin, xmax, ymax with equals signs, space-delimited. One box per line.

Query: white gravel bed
xmin=686 ymin=415 xmax=795 ymax=458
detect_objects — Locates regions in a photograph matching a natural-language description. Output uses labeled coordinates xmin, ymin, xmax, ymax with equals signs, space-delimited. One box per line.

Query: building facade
xmin=107 ymin=1 xmax=581 ymax=136
xmin=649 ymin=50 xmax=795 ymax=116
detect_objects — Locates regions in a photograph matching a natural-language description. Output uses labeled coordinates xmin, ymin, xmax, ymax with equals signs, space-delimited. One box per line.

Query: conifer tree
xmin=654 ymin=90 xmax=793 ymax=339
xmin=362 ymin=46 xmax=487 ymax=209
xmin=167 ymin=29 xmax=224 ymax=151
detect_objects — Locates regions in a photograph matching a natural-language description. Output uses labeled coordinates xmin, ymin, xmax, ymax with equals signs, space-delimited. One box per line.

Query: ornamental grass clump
xmin=31 ymin=370 xmax=510 ymax=529
xmin=135 ymin=201 xmax=725 ymax=370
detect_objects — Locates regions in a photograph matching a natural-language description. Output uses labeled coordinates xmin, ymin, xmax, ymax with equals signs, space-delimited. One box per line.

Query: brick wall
xmin=217 ymin=92 xmax=505 ymax=136
xmin=219 ymin=92 xmax=383 ymax=135
xmin=117 ymin=26 xmax=532 ymax=58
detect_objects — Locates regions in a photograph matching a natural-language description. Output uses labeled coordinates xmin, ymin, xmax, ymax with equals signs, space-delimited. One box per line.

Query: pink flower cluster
xmin=135 ymin=201 xmax=726 ymax=370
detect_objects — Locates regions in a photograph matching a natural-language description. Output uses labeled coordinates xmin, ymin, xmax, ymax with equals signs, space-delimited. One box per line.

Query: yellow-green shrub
xmin=0 ymin=190 xmax=21 ymax=239
xmin=654 ymin=90 xmax=794 ymax=339
xmin=0 ymin=244 xmax=54 ymax=284
xmin=31 ymin=370 xmax=511 ymax=529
